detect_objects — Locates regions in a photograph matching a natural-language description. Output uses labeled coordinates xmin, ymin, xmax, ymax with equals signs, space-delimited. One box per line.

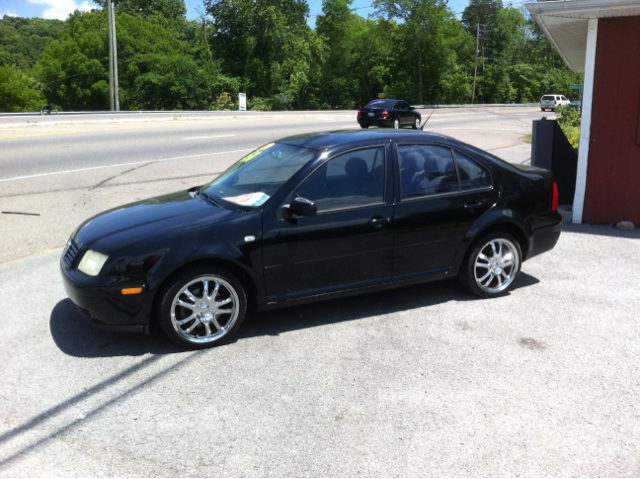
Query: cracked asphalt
xmin=1 ymin=109 xmax=638 ymax=476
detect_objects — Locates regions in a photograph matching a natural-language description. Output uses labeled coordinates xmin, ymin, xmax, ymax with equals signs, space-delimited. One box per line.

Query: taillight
xmin=554 ymin=100 xmax=557 ymax=105
xmin=357 ymin=109 xmax=362 ymax=117
xmin=552 ymin=182 xmax=558 ymax=211
xmin=381 ymin=110 xmax=390 ymax=118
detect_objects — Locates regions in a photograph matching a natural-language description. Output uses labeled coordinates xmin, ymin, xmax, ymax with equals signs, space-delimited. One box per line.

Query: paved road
xmin=0 ymin=107 xmax=546 ymax=265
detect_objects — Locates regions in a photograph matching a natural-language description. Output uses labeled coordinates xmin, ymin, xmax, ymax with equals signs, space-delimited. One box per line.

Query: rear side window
xmin=295 ymin=147 xmax=385 ymax=212
xmin=454 ymin=152 xmax=492 ymax=190
xmin=398 ymin=145 xmax=458 ymax=198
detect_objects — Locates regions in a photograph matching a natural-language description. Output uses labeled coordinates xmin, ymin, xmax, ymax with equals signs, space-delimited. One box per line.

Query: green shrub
xmin=555 ymin=105 xmax=581 ymax=153
xmin=247 ymin=97 xmax=272 ymax=111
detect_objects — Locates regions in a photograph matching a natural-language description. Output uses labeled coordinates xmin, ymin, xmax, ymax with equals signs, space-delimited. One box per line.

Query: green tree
xmin=0 ymin=15 xmax=64 ymax=69
xmin=204 ymin=0 xmax=322 ymax=109
xmin=37 ymin=10 xmax=238 ymax=110
xmin=0 ymin=65 xmax=46 ymax=111
xmin=373 ymin=0 xmax=450 ymax=104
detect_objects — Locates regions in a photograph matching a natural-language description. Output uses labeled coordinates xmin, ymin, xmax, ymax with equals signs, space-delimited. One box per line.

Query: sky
xmin=0 ymin=0 xmax=510 ymax=26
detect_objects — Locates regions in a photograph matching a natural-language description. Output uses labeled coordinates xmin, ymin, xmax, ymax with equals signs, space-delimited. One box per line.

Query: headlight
xmin=77 ymin=250 xmax=109 ymax=276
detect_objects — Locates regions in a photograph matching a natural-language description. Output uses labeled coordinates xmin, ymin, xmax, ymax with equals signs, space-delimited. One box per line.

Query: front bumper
xmin=61 ymin=261 xmax=149 ymax=334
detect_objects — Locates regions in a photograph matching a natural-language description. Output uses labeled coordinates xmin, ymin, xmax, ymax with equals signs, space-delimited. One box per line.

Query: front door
xmin=262 ymin=145 xmax=394 ymax=302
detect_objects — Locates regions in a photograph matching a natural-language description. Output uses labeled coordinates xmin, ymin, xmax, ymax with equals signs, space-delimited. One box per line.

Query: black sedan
xmin=357 ymin=99 xmax=421 ymax=129
xmin=61 ymin=130 xmax=562 ymax=349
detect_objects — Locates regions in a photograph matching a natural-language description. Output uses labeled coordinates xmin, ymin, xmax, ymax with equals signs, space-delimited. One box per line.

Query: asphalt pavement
xmin=0 ymin=223 xmax=638 ymax=476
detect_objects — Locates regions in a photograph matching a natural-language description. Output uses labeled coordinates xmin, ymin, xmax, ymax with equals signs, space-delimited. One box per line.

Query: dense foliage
xmin=0 ymin=0 xmax=582 ymax=111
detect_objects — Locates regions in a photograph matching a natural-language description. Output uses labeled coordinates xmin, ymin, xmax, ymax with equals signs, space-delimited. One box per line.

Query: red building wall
xmin=583 ymin=16 xmax=640 ymax=225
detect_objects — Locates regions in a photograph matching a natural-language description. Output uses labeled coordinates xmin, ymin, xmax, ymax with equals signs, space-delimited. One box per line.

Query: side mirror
xmin=285 ymin=197 xmax=317 ymax=218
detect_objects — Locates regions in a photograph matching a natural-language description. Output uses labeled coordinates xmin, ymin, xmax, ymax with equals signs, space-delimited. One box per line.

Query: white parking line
xmin=182 ymin=134 xmax=236 ymax=140
xmin=0 ymin=149 xmax=255 ymax=183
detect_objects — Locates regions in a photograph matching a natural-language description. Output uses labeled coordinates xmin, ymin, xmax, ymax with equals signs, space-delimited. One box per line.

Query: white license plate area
xmin=368 ymin=113 xmax=374 ymax=117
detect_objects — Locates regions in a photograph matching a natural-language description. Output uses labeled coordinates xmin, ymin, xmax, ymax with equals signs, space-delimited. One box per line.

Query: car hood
xmin=74 ymin=189 xmax=240 ymax=251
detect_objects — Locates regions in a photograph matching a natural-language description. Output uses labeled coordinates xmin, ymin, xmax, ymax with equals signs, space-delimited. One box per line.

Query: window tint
xmin=365 ymin=100 xmax=393 ymax=109
xmin=542 ymin=96 xmax=554 ymax=101
xmin=398 ymin=145 xmax=458 ymax=198
xmin=454 ymin=152 xmax=492 ymax=190
xmin=295 ymin=147 xmax=385 ymax=212
xmin=561 ymin=96 xmax=567 ymax=101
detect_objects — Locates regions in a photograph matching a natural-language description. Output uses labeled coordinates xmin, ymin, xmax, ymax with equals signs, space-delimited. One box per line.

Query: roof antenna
xmin=419 ymin=102 xmax=438 ymax=131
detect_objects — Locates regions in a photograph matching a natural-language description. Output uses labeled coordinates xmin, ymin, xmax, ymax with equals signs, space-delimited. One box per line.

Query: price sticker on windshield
xmin=238 ymin=143 xmax=275 ymax=165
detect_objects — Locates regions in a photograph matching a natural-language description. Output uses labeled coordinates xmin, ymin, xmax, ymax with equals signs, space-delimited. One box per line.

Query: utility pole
xmin=111 ymin=0 xmax=120 ymax=111
xmin=471 ymin=23 xmax=479 ymax=104
xmin=107 ymin=0 xmax=114 ymax=111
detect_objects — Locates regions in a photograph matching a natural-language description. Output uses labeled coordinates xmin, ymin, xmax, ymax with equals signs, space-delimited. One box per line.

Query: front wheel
xmin=458 ymin=232 xmax=522 ymax=298
xmin=393 ymin=118 xmax=400 ymax=129
xmin=413 ymin=117 xmax=421 ymax=129
xmin=157 ymin=264 xmax=247 ymax=349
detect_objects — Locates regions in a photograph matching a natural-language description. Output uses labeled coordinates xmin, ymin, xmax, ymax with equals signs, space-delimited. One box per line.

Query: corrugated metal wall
xmin=583 ymin=16 xmax=640 ymax=225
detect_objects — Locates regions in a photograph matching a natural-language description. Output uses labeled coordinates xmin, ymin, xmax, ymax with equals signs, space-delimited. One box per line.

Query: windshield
xmin=201 ymin=143 xmax=317 ymax=209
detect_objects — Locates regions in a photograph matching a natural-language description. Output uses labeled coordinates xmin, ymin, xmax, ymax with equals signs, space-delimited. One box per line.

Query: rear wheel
xmin=541 ymin=108 xmax=545 ymax=111
xmin=360 ymin=124 xmax=368 ymax=129
xmin=157 ymin=264 xmax=247 ymax=349
xmin=458 ymin=232 xmax=522 ymax=298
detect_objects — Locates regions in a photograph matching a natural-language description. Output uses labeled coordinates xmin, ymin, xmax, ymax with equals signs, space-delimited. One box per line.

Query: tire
xmin=157 ymin=264 xmax=247 ymax=349
xmin=360 ymin=124 xmax=368 ymax=129
xmin=458 ymin=232 xmax=522 ymax=298
xmin=541 ymin=108 xmax=545 ymax=111
xmin=413 ymin=117 xmax=421 ymax=129
xmin=393 ymin=118 xmax=400 ymax=129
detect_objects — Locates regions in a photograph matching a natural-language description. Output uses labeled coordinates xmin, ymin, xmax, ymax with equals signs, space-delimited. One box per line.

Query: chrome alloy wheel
xmin=473 ymin=238 xmax=520 ymax=293
xmin=170 ymin=276 xmax=239 ymax=344
xmin=393 ymin=119 xmax=400 ymax=129
xmin=415 ymin=117 xmax=420 ymax=129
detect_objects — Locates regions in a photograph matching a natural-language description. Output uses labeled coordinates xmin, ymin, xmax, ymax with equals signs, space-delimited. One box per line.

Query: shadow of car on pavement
xmin=50 ymin=273 xmax=539 ymax=358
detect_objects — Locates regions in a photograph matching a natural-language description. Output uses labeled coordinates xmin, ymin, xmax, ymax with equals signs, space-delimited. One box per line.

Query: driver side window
xmin=294 ymin=147 xmax=385 ymax=213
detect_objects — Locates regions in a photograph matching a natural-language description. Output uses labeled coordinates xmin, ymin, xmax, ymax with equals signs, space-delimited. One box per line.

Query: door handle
xmin=369 ymin=216 xmax=391 ymax=227
xmin=464 ymin=201 xmax=483 ymax=209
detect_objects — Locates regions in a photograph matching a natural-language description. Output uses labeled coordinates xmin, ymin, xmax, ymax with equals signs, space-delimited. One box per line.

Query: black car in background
xmin=358 ymin=99 xmax=421 ymax=129
xmin=61 ymin=130 xmax=562 ymax=350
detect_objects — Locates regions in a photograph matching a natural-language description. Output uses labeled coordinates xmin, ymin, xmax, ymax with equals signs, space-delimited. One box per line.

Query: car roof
xmin=277 ymin=129 xmax=448 ymax=151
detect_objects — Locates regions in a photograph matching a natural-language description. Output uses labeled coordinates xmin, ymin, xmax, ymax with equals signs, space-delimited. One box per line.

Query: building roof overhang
xmin=526 ymin=0 xmax=640 ymax=72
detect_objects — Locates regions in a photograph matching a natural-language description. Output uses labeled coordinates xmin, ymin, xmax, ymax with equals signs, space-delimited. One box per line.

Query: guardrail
xmin=0 ymin=104 xmax=541 ymax=126
xmin=412 ymin=103 xmax=539 ymax=109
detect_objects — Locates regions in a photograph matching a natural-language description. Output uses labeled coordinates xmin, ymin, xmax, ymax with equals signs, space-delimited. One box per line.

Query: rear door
xmin=392 ymin=142 xmax=498 ymax=278
xmin=396 ymin=101 xmax=412 ymax=126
